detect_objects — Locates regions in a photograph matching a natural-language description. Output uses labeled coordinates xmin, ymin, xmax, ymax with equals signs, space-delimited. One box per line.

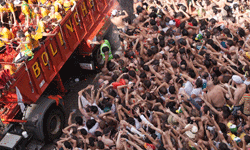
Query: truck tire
xmin=43 ymin=107 xmax=65 ymax=141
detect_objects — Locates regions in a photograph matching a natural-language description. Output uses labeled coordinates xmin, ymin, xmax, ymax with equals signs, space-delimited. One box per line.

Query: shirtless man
xmin=110 ymin=10 xmax=128 ymax=30
xmin=231 ymin=75 xmax=247 ymax=105
xmin=231 ymin=75 xmax=247 ymax=115
xmin=206 ymin=81 xmax=227 ymax=108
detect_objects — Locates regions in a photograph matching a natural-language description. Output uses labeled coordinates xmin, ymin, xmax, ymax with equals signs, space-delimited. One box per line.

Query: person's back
xmin=207 ymin=84 xmax=226 ymax=108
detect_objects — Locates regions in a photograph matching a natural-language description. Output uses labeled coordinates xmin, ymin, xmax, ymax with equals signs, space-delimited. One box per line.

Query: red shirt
xmin=174 ymin=19 xmax=181 ymax=28
xmin=112 ymin=79 xmax=126 ymax=89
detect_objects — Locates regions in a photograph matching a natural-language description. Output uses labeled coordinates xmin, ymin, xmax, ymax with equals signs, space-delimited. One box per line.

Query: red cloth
xmin=188 ymin=23 xmax=193 ymax=26
xmin=144 ymin=143 xmax=156 ymax=150
xmin=112 ymin=79 xmax=126 ymax=89
xmin=174 ymin=19 xmax=181 ymax=28
xmin=0 ymin=70 xmax=12 ymax=88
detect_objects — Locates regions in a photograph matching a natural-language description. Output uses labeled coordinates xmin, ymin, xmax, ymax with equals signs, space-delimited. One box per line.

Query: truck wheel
xmin=43 ymin=108 xmax=65 ymax=141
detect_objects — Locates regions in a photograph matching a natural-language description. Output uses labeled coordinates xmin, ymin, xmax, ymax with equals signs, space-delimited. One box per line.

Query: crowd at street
xmin=56 ymin=0 xmax=250 ymax=149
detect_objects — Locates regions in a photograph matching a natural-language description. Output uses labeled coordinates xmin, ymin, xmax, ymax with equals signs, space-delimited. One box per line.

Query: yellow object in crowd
xmin=36 ymin=20 xmax=46 ymax=34
xmin=0 ymin=28 xmax=14 ymax=44
xmin=4 ymin=65 xmax=16 ymax=75
xmin=50 ymin=12 xmax=62 ymax=21
xmin=41 ymin=7 xmax=49 ymax=18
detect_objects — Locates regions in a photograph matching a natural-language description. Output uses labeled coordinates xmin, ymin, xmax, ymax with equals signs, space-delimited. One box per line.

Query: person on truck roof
xmin=48 ymin=5 xmax=62 ymax=23
xmin=63 ymin=0 xmax=76 ymax=12
xmin=14 ymin=33 xmax=34 ymax=63
xmin=21 ymin=1 xmax=35 ymax=27
xmin=0 ymin=22 xmax=14 ymax=45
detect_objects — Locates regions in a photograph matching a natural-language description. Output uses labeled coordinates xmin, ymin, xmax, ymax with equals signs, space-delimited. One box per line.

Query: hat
xmin=185 ymin=124 xmax=198 ymax=139
xmin=167 ymin=115 xmax=178 ymax=125
xmin=111 ymin=9 xmax=118 ymax=16
xmin=169 ymin=20 xmax=176 ymax=26
xmin=232 ymin=75 xmax=243 ymax=84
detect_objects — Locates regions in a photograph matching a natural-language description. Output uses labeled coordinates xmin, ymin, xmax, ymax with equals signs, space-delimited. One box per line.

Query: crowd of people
xmin=56 ymin=0 xmax=250 ymax=149
xmin=0 ymin=0 xmax=76 ymax=70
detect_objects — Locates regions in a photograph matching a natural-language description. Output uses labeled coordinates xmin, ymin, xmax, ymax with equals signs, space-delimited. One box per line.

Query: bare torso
xmin=207 ymin=85 xmax=226 ymax=108
xmin=111 ymin=17 xmax=126 ymax=29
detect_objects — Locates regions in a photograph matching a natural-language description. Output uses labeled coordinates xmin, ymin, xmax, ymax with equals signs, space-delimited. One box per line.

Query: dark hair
xmin=159 ymin=86 xmax=168 ymax=95
xmin=179 ymin=47 xmax=186 ymax=54
xmin=143 ymin=65 xmax=150 ymax=71
xmin=150 ymin=19 xmax=156 ymax=25
xmin=203 ymin=105 xmax=210 ymax=114
xmin=139 ymin=72 xmax=147 ymax=79
xmin=168 ymin=39 xmax=175 ymax=45
xmin=179 ymin=21 xmax=186 ymax=29
xmin=192 ymin=19 xmax=198 ymax=26
xmin=88 ymin=137 xmax=95 ymax=147
xmin=227 ymin=40 xmax=234 ymax=47
xmin=113 ymin=54 xmax=120 ymax=59
xmin=90 ymin=106 xmax=98 ymax=114
xmin=97 ymin=141 xmax=105 ymax=149
xmin=152 ymin=25 xmax=158 ymax=31
xmin=86 ymin=119 xmax=97 ymax=129
xmin=126 ymin=117 xmax=135 ymax=126
xmin=219 ymin=142 xmax=230 ymax=150
xmin=95 ymin=131 xmax=103 ymax=137
xmin=149 ymin=12 xmax=157 ymax=19
xmin=188 ymin=69 xmax=196 ymax=78
xmin=80 ymin=128 xmax=87 ymax=136
xmin=64 ymin=141 xmax=73 ymax=149
xmin=204 ymin=59 xmax=211 ymax=68
xmin=223 ymin=28 xmax=230 ymax=35
xmin=169 ymin=86 xmax=176 ymax=94
xmin=182 ymin=29 xmax=189 ymax=36
xmin=171 ymin=61 xmax=178 ymax=68
xmin=72 ymin=126 xmax=77 ymax=134
xmin=143 ymin=80 xmax=151 ymax=89
xmin=159 ymin=40 xmax=165 ymax=47
xmin=195 ymin=78 xmax=203 ymax=88
xmin=238 ymin=27 xmax=245 ymax=37
xmin=218 ymin=123 xmax=227 ymax=133
xmin=245 ymin=135 xmax=250 ymax=144
xmin=136 ymin=6 xmax=143 ymax=14
xmin=75 ymin=116 xmax=83 ymax=125
xmin=179 ymin=38 xmax=187 ymax=46
xmin=128 ymin=70 xmax=136 ymax=78
xmin=222 ymin=106 xmax=231 ymax=119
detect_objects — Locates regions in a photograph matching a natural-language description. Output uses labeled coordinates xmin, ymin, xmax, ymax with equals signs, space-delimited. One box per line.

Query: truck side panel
xmin=0 ymin=0 xmax=118 ymax=122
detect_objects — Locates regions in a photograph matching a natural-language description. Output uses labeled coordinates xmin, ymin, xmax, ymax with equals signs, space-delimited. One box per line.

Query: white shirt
xmin=191 ymin=88 xmax=203 ymax=102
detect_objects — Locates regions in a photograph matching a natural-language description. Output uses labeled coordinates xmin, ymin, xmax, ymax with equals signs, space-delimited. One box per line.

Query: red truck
xmin=0 ymin=0 xmax=119 ymax=148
